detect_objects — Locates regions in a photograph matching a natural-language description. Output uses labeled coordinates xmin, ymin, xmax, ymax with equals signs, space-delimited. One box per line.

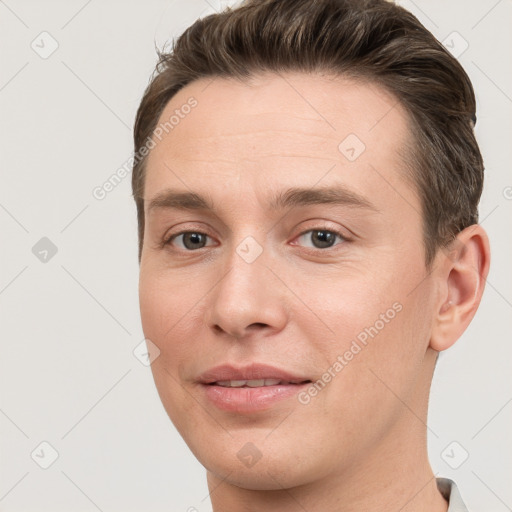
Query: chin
xmin=204 ymin=458 xmax=312 ymax=491
xmin=187 ymin=436 xmax=320 ymax=491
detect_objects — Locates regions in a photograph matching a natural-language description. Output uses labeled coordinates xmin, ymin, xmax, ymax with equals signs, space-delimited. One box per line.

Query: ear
xmin=430 ymin=224 xmax=491 ymax=351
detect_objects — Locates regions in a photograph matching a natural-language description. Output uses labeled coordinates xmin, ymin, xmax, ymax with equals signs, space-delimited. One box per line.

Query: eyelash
xmin=162 ymin=227 xmax=349 ymax=252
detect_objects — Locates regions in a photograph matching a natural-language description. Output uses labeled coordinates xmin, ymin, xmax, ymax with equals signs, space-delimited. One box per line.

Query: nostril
xmin=248 ymin=322 xmax=268 ymax=329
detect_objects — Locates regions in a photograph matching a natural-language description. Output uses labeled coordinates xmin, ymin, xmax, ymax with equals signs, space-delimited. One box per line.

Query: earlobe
xmin=429 ymin=225 xmax=491 ymax=352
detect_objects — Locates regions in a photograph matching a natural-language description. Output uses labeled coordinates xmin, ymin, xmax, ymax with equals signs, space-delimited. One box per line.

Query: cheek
xmin=139 ymin=262 xmax=199 ymax=338
xmin=293 ymin=269 xmax=400 ymax=345
xmin=138 ymin=261 xmax=221 ymax=381
xmin=299 ymin=262 xmax=433 ymax=403
xmin=138 ymin=270 xmax=203 ymax=432
xmin=138 ymin=268 xmax=199 ymax=376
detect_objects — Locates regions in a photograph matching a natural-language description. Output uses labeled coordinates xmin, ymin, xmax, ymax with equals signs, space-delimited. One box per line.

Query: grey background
xmin=1 ymin=0 xmax=511 ymax=510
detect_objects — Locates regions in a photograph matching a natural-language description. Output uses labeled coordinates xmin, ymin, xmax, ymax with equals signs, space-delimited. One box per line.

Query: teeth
xmin=215 ymin=378 xmax=285 ymax=387
xmin=260 ymin=379 xmax=281 ymax=386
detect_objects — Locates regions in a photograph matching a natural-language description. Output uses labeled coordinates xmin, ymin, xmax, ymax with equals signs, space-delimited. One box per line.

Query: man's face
xmin=139 ymin=73 xmax=439 ymax=489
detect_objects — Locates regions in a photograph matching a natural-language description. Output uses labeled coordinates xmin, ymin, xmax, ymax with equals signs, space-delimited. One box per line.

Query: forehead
xmin=144 ymin=72 xmax=416 ymax=212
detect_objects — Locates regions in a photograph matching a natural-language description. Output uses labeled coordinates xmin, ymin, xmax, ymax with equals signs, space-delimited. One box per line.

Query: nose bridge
xmin=206 ymin=234 xmax=287 ymax=338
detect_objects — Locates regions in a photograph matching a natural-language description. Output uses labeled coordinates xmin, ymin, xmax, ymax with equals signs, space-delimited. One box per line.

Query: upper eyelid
xmin=166 ymin=225 xmax=345 ymax=238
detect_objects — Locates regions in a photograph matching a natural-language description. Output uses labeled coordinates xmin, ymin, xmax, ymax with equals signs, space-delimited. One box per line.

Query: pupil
xmin=184 ymin=232 xmax=205 ymax=249
xmin=312 ymin=230 xmax=335 ymax=248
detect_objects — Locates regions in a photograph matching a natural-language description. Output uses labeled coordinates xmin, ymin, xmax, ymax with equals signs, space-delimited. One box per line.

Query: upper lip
xmin=198 ymin=363 xmax=311 ymax=384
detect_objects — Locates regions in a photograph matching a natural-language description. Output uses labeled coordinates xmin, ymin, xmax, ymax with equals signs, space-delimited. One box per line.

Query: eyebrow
xmin=146 ymin=185 xmax=379 ymax=214
xmin=268 ymin=186 xmax=378 ymax=212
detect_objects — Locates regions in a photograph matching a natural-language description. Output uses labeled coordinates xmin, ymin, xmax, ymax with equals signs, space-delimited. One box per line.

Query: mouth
xmin=198 ymin=362 xmax=312 ymax=384
xmin=197 ymin=363 xmax=314 ymax=412
xmin=208 ymin=379 xmax=312 ymax=388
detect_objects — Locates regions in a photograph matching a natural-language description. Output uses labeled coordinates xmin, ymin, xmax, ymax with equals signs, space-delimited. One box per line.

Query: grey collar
xmin=437 ymin=477 xmax=469 ymax=512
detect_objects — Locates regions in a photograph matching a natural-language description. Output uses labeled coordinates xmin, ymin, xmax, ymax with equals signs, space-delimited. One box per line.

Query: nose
xmin=205 ymin=244 xmax=289 ymax=340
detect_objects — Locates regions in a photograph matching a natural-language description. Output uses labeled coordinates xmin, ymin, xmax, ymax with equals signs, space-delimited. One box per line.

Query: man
xmin=131 ymin=0 xmax=490 ymax=510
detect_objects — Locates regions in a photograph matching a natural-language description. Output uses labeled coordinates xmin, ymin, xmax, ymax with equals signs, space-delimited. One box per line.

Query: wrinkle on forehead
xmin=143 ymin=72 xmax=417 ymax=217
xmin=148 ymin=71 xmax=410 ymax=164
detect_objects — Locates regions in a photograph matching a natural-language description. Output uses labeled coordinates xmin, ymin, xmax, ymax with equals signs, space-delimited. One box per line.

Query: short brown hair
xmin=132 ymin=0 xmax=483 ymax=266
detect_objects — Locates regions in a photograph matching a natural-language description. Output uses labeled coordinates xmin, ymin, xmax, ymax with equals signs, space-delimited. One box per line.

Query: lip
xmin=197 ymin=363 xmax=310 ymax=384
xmin=198 ymin=363 xmax=312 ymax=413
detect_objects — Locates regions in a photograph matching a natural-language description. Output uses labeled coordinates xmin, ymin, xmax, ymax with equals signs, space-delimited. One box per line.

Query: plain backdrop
xmin=1 ymin=0 xmax=511 ymax=510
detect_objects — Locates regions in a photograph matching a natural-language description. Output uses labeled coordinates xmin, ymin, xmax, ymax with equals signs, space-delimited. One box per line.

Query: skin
xmin=138 ymin=72 xmax=490 ymax=511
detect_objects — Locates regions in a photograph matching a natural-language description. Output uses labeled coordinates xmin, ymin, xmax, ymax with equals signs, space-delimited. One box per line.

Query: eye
xmin=295 ymin=228 xmax=346 ymax=249
xmin=166 ymin=231 xmax=215 ymax=250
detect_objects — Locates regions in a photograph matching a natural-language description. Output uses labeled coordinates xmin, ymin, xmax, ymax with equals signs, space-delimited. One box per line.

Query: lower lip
xmin=201 ymin=383 xmax=310 ymax=413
